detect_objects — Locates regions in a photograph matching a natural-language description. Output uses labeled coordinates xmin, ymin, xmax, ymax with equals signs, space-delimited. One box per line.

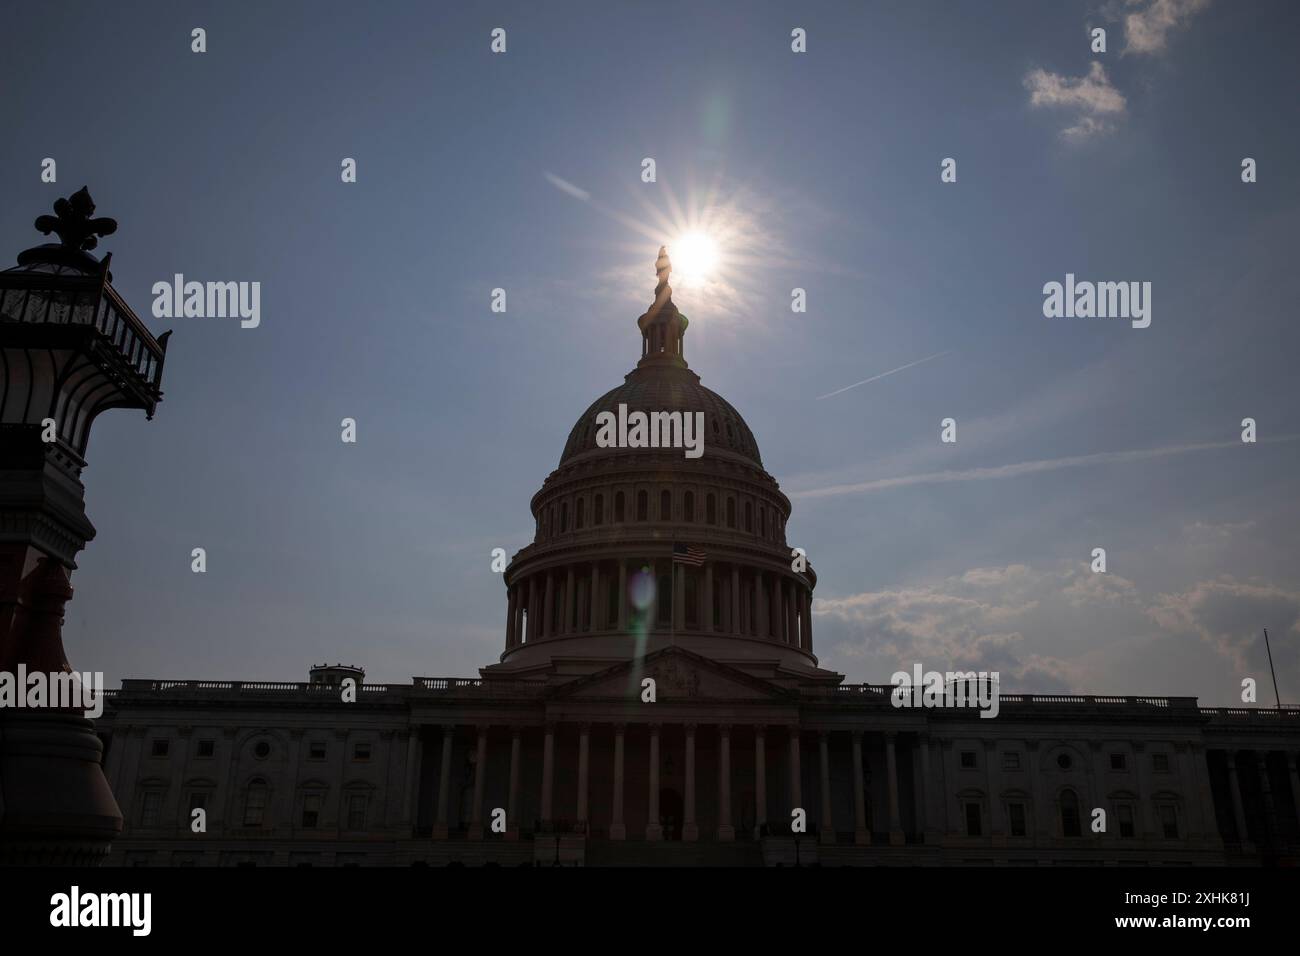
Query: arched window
xmin=243 ymin=778 xmax=269 ymax=827
xmin=744 ymin=501 xmax=753 ymax=533
xmin=576 ymin=498 xmax=585 ymax=530
xmin=1060 ymin=789 xmax=1081 ymax=837
xmin=637 ymin=490 xmax=648 ymax=521
xmin=660 ymin=490 xmax=671 ymax=521
xmin=684 ymin=491 xmax=695 ymax=522
xmin=560 ymin=502 xmax=569 ymax=533
xmin=727 ymin=497 xmax=736 ymax=529
xmin=594 ymin=494 xmax=604 ymax=525
xmin=614 ymin=492 xmax=625 ymax=522
xmin=706 ymin=494 xmax=716 ymax=525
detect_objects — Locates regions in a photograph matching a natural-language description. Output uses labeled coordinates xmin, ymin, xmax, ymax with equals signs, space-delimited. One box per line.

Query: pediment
xmin=550 ymin=646 xmax=795 ymax=702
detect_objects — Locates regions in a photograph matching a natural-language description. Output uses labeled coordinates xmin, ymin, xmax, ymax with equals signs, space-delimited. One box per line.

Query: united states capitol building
xmin=95 ymin=253 xmax=1300 ymax=866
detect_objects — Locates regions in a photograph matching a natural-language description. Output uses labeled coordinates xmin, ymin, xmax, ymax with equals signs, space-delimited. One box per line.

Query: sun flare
xmin=669 ymin=231 xmax=720 ymax=285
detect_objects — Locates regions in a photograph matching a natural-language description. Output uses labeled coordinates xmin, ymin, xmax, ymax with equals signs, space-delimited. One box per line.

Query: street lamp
xmin=0 ymin=188 xmax=170 ymax=864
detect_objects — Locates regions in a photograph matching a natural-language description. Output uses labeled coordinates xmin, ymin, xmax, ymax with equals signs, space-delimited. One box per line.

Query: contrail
xmin=543 ymin=172 xmax=591 ymax=202
xmin=816 ymin=350 xmax=952 ymax=400
xmin=791 ymin=435 xmax=1300 ymax=500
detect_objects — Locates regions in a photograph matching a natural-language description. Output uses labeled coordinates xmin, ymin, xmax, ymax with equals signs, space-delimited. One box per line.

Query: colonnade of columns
xmin=504 ymin=559 xmax=813 ymax=651
xmin=427 ymin=722 xmax=914 ymax=846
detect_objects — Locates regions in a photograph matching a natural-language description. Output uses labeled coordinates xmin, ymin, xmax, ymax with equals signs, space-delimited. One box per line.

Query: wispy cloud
xmin=1122 ymin=0 xmax=1212 ymax=55
xmin=1024 ymin=61 xmax=1127 ymax=140
xmin=791 ymin=436 xmax=1299 ymax=500
xmin=815 ymin=350 xmax=952 ymax=400
xmin=543 ymin=171 xmax=591 ymax=202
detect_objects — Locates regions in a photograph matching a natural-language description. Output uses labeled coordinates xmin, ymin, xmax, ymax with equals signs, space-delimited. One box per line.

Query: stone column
xmin=433 ymin=725 xmax=454 ymax=839
xmin=788 ymin=726 xmax=803 ymax=813
xmin=1256 ymin=750 xmax=1279 ymax=844
xmin=276 ymin=730 xmax=301 ymax=833
xmin=852 ymin=731 xmax=868 ymax=845
xmin=1183 ymin=742 xmax=1215 ymax=846
xmin=1226 ymin=750 xmax=1251 ymax=848
xmin=819 ymin=732 xmax=835 ymax=844
xmin=543 ymin=573 xmax=554 ymax=639
xmin=1133 ymin=742 xmax=1155 ymax=840
xmin=647 ymin=725 xmax=663 ymax=840
xmin=754 ymin=726 xmax=768 ymax=838
xmin=803 ymin=589 xmax=813 ymax=652
xmin=400 ymin=728 xmax=421 ymax=827
xmin=564 ymin=567 xmax=575 ymax=634
xmin=589 ymin=565 xmax=600 ymax=631
xmin=885 ymin=731 xmax=904 ymax=845
xmin=756 ymin=571 xmax=767 ymax=637
xmin=749 ymin=574 xmax=759 ymax=636
xmin=506 ymin=729 xmax=521 ymax=840
xmin=786 ymin=582 xmax=797 ymax=645
xmin=769 ymin=574 xmax=780 ymax=642
xmin=718 ymin=725 xmax=735 ymax=841
xmin=506 ymin=586 xmax=517 ymax=647
xmin=617 ymin=562 xmax=628 ymax=631
xmin=985 ymin=739 xmax=1003 ymax=841
xmin=577 ymin=723 xmax=591 ymax=831
xmin=703 ymin=564 xmax=713 ymax=632
xmin=1026 ymin=740 xmax=1049 ymax=842
xmin=730 ymin=566 xmax=740 ymax=636
xmin=540 ymin=722 xmax=556 ymax=827
xmin=610 ymin=724 xmax=626 ymax=840
xmin=528 ymin=577 xmax=539 ymax=642
xmin=683 ymin=724 xmax=698 ymax=841
xmin=468 ymin=725 xmax=488 ymax=839
xmin=673 ymin=563 xmax=685 ymax=631
xmin=918 ymin=734 xmax=935 ymax=842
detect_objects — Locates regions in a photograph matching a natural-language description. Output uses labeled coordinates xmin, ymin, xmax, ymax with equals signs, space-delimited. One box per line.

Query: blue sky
xmin=4 ymin=1 xmax=1298 ymax=704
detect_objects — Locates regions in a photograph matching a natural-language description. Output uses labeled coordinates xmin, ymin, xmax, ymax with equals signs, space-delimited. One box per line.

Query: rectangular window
xmin=1002 ymin=751 xmax=1020 ymax=771
xmin=243 ymin=787 xmax=268 ymax=827
xmin=1160 ymin=805 xmax=1178 ymax=839
xmin=1110 ymin=752 xmax=1126 ymax=771
xmin=1062 ymin=805 xmax=1082 ymax=838
xmin=960 ymin=751 xmax=977 ymax=770
xmin=302 ymin=793 xmax=322 ymax=829
xmin=140 ymin=791 xmax=163 ymax=827
xmin=1008 ymin=803 xmax=1027 ymax=837
xmin=353 ymin=742 xmax=371 ymax=761
xmin=347 ymin=795 xmax=366 ymax=830
xmin=151 ymin=739 xmax=169 ymax=757
xmin=965 ymin=802 xmax=982 ymax=836
xmin=188 ymin=792 xmax=208 ymax=815
xmin=1118 ymin=804 xmax=1135 ymax=838
xmin=196 ymin=739 xmax=215 ymax=758
xmin=309 ymin=741 xmax=326 ymax=760
xmin=1152 ymin=753 xmax=1170 ymax=773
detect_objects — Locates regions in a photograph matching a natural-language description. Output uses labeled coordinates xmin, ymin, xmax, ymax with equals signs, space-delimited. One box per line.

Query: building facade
xmin=96 ymin=252 xmax=1300 ymax=866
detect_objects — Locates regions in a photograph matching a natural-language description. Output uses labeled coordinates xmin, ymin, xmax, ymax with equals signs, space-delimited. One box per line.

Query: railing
xmin=832 ymin=685 xmax=1200 ymax=709
xmin=0 ymin=267 xmax=168 ymax=392
xmin=1200 ymin=706 xmax=1300 ymax=719
xmin=117 ymin=679 xmax=400 ymax=696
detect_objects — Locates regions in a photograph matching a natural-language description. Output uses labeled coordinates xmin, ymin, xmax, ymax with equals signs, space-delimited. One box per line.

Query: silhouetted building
xmin=96 ymin=252 xmax=1300 ymax=865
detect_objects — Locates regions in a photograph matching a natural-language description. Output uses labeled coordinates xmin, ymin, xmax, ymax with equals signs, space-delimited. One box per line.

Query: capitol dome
xmin=492 ymin=248 xmax=825 ymax=680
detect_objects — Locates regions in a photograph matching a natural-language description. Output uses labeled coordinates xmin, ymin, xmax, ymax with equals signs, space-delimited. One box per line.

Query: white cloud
xmin=1023 ymin=61 xmax=1126 ymax=140
xmin=1123 ymin=0 xmax=1212 ymax=55
xmin=1147 ymin=576 xmax=1300 ymax=672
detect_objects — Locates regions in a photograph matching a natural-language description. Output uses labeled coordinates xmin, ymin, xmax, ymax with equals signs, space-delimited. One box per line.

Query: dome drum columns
xmin=501 ymin=555 xmax=815 ymax=659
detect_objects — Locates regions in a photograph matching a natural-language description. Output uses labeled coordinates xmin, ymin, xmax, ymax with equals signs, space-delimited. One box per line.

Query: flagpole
xmin=1263 ymin=628 xmax=1282 ymax=710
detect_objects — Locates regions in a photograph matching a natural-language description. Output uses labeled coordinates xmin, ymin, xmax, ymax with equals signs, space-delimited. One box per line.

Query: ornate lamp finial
xmin=33 ymin=186 xmax=117 ymax=253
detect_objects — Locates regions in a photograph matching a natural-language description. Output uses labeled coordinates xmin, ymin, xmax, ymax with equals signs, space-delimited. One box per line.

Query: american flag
xmin=672 ymin=543 xmax=706 ymax=566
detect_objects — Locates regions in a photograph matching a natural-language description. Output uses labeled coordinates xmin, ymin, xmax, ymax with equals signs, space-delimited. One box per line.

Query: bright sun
xmin=670 ymin=231 xmax=719 ymax=284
